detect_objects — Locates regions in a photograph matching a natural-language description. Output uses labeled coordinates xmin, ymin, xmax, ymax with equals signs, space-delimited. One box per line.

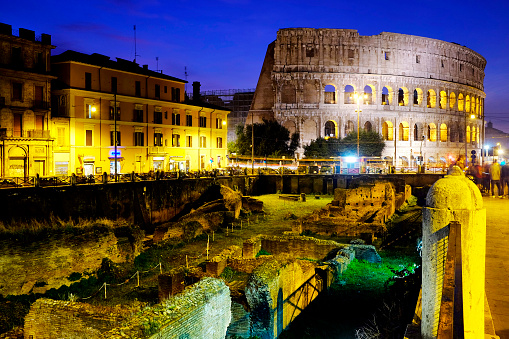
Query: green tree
xmin=303 ymin=137 xmax=341 ymax=158
xmin=339 ymin=131 xmax=386 ymax=157
xmin=234 ymin=119 xmax=299 ymax=157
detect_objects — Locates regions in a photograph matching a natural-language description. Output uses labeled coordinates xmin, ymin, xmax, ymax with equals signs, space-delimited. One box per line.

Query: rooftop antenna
xmin=156 ymin=57 xmax=162 ymax=73
xmin=134 ymin=25 xmax=140 ymax=63
xmin=185 ymin=66 xmax=188 ymax=93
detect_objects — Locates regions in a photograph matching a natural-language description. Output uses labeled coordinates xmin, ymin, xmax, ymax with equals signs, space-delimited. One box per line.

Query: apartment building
xmin=51 ymin=51 xmax=229 ymax=175
xmin=0 ymin=23 xmax=55 ymax=177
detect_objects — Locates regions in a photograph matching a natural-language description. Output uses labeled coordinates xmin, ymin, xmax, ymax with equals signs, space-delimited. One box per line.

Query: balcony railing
xmin=0 ymin=128 xmax=51 ymax=139
xmin=32 ymin=100 xmax=50 ymax=110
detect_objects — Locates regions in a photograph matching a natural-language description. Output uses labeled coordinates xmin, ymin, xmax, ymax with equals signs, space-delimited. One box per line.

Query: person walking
xmin=501 ymin=161 xmax=509 ymax=198
xmin=490 ymin=159 xmax=502 ymax=198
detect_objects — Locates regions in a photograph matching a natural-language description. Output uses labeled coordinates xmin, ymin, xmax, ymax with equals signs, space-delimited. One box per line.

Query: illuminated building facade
xmin=250 ymin=28 xmax=486 ymax=166
xmin=52 ymin=51 xmax=229 ymax=176
xmin=0 ymin=23 xmax=55 ymax=177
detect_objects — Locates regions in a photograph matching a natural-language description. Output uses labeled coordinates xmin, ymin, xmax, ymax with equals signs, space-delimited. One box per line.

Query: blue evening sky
xmin=2 ymin=0 xmax=509 ymax=130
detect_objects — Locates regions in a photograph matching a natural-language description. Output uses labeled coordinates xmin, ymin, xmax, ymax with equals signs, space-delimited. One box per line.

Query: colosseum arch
xmin=324 ymin=84 xmax=336 ymax=104
xmin=283 ymin=120 xmax=297 ymax=136
xmin=364 ymin=85 xmax=375 ymax=105
xmin=364 ymin=121 xmax=373 ymax=132
xmin=471 ymin=96 xmax=476 ymax=115
xmin=450 ymin=124 xmax=457 ymax=142
xmin=398 ymin=87 xmax=409 ymax=106
xmin=302 ymin=119 xmax=318 ymax=142
xmin=428 ymin=123 xmax=437 ymax=142
xmin=399 ymin=121 xmax=409 ymax=141
xmin=414 ymin=88 xmax=423 ymax=106
xmin=281 ymin=83 xmax=296 ymax=103
xmin=440 ymin=123 xmax=447 ymax=142
xmin=324 ymin=120 xmax=337 ymax=138
xmin=466 ymin=126 xmax=471 ymax=143
xmin=476 ymin=97 xmax=480 ymax=114
xmin=465 ymin=95 xmax=471 ymax=113
xmin=381 ymin=86 xmax=393 ymax=105
xmin=472 ymin=126 xmax=476 ymax=142
xmin=439 ymin=91 xmax=447 ymax=109
xmin=382 ymin=121 xmax=394 ymax=141
xmin=345 ymin=120 xmax=355 ymax=135
xmin=427 ymin=89 xmax=437 ymax=108
xmin=458 ymin=93 xmax=464 ymax=111
xmin=302 ymin=81 xmax=318 ymax=103
xmin=344 ymin=85 xmax=356 ymax=104
xmin=450 ymin=92 xmax=456 ymax=109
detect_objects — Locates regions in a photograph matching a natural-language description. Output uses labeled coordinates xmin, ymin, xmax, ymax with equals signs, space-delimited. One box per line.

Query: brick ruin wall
xmin=0 ymin=226 xmax=142 ymax=296
xmin=24 ymin=278 xmax=231 ymax=339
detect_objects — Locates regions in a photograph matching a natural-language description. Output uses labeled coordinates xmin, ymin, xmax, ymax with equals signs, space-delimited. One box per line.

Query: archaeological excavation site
xmin=0 ymin=173 xmax=430 ymax=338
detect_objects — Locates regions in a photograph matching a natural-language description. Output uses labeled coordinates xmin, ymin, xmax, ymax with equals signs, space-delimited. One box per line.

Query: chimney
xmin=143 ymin=64 xmax=148 ymax=70
xmin=0 ymin=23 xmax=12 ymax=36
xmin=192 ymin=81 xmax=201 ymax=102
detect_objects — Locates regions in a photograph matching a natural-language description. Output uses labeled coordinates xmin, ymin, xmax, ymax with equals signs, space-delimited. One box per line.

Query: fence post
xmin=421 ymin=166 xmax=485 ymax=338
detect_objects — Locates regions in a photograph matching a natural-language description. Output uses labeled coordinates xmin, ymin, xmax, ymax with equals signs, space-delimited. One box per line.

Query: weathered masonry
xmin=249 ymin=28 xmax=486 ymax=166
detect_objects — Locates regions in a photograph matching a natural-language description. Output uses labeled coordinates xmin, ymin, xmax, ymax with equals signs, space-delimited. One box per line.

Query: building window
xmin=86 ymin=104 xmax=95 ymax=119
xmin=86 ymin=129 xmax=93 ymax=146
xmin=216 ymin=137 xmax=223 ymax=148
xmin=186 ymin=135 xmax=192 ymax=147
xmin=85 ymin=72 xmax=92 ymax=90
xmin=154 ymin=133 xmax=163 ymax=146
xmin=172 ymin=134 xmax=180 ymax=147
xmin=200 ymin=136 xmax=206 ymax=148
xmin=57 ymin=127 xmax=67 ymax=146
xmin=11 ymin=47 xmax=22 ymax=67
xmin=134 ymin=132 xmax=144 ymax=146
xmin=134 ymin=109 xmax=143 ymax=122
xmin=135 ymin=81 xmax=141 ymax=96
xmin=460 ymin=64 xmax=463 ymax=72
xmin=109 ymin=106 xmax=120 ymax=120
xmin=216 ymin=118 xmax=223 ymax=129
xmin=164 ymin=86 xmax=167 ymax=93
xmin=111 ymin=77 xmax=117 ymax=93
xmin=441 ymin=60 xmax=445 ymax=68
xmin=172 ymin=88 xmax=181 ymax=102
xmin=154 ymin=111 xmax=163 ymax=124
xmin=348 ymin=49 xmax=354 ymax=58
xmin=199 ymin=116 xmax=206 ymax=128
xmin=172 ymin=113 xmax=180 ymax=125
xmin=155 ymin=84 xmax=160 ymax=99
xmin=110 ymin=131 xmax=121 ymax=146
xmin=35 ymin=52 xmax=45 ymax=71
xmin=12 ymin=82 xmax=23 ymax=101
xmin=186 ymin=114 xmax=193 ymax=126
xmin=13 ymin=113 xmax=22 ymax=137
xmin=384 ymin=51 xmax=390 ymax=61
xmin=416 ymin=55 xmax=420 ymax=63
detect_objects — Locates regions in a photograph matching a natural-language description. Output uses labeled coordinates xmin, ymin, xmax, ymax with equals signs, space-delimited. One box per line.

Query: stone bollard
xmin=102 ymin=172 xmax=108 ymax=184
xmin=34 ymin=173 xmax=40 ymax=187
xmin=421 ymin=166 xmax=485 ymax=338
xmin=71 ymin=173 xmax=76 ymax=186
xmin=130 ymin=171 xmax=135 ymax=182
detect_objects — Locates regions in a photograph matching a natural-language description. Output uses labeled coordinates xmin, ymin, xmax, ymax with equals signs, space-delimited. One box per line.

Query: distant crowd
xmin=452 ymin=155 xmax=509 ymax=197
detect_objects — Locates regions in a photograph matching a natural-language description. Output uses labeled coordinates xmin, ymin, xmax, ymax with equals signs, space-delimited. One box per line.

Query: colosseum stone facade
xmin=249 ymin=28 xmax=486 ymax=166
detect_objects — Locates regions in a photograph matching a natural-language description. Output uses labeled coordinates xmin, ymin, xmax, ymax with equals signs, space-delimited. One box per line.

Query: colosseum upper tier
xmin=249 ymin=28 xmax=486 ymax=165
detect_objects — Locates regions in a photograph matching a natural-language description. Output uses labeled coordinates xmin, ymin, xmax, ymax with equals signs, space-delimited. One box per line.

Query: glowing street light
xmin=354 ymin=92 xmax=368 ymax=158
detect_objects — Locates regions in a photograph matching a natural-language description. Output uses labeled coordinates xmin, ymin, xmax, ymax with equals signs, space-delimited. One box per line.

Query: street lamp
xmin=354 ymin=92 xmax=367 ymax=158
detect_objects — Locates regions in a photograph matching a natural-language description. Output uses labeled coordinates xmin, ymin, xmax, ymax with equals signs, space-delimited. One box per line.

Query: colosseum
xmin=249 ymin=28 xmax=486 ymax=167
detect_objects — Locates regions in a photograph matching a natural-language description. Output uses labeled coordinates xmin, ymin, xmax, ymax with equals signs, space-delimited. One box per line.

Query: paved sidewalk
xmin=484 ymin=196 xmax=509 ymax=339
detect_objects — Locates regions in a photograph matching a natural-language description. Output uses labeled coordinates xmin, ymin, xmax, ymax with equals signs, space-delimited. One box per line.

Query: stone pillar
xmin=421 ymin=167 xmax=485 ymax=338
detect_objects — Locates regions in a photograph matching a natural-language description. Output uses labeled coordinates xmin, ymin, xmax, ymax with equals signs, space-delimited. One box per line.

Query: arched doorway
xmin=8 ymin=145 xmax=28 ymax=178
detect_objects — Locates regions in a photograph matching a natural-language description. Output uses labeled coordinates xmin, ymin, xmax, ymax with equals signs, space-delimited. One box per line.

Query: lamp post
xmin=354 ymin=92 xmax=367 ymax=158
xmin=251 ymin=111 xmax=254 ymax=174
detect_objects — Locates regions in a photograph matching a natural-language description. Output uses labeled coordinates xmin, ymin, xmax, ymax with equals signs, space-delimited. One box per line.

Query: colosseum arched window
xmin=382 ymin=121 xmax=394 ymax=141
xmin=398 ymin=87 xmax=409 ymax=106
xmin=364 ymin=121 xmax=372 ymax=132
xmin=399 ymin=122 xmax=409 ymax=141
xmin=472 ymin=126 xmax=476 ymax=142
xmin=324 ymin=120 xmax=336 ymax=138
xmin=439 ymin=91 xmax=447 ymax=109
xmin=440 ymin=123 xmax=447 ymax=142
xmin=458 ymin=128 xmax=464 ymax=143
xmin=324 ymin=85 xmax=336 ymax=104
xmin=414 ymin=88 xmax=423 ymax=106
xmin=477 ymin=130 xmax=480 ymax=147
xmin=303 ymin=81 xmax=318 ymax=103
xmin=364 ymin=85 xmax=375 ymax=105
xmin=450 ymin=125 xmax=457 ymax=142
xmin=480 ymin=98 xmax=484 ymax=115
xmin=465 ymin=95 xmax=471 ymax=113
xmin=283 ymin=120 xmax=296 ymax=135
xmin=382 ymin=86 xmax=392 ymax=105
xmin=281 ymin=83 xmax=296 ymax=104
xmin=427 ymin=90 xmax=436 ymax=108
xmin=466 ymin=126 xmax=471 ymax=143
xmin=428 ymin=123 xmax=437 ymax=142
xmin=413 ymin=124 xmax=419 ymax=141
xmin=471 ymin=97 xmax=476 ymax=115
xmin=344 ymin=85 xmax=355 ymax=104
xmin=450 ymin=92 xmax=456 ymax=109
xmin=476 ymin=97 xmax=480 ymax=114
xmin=303 ymin=119 xmax=317 ymax=140
xmin=345 ymin=120 xmax=354 ymax=135
xmin=458 ymin=93 xmax=464 ymax=111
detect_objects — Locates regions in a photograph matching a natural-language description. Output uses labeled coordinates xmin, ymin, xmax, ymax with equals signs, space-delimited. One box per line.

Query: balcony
xmin=149 ymin=146 xmax=167 ymax=155
xmin=0 ymin=128 xmax=51 ymax=139
xmin=32 ymin=100 xmax=50 ymax=110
